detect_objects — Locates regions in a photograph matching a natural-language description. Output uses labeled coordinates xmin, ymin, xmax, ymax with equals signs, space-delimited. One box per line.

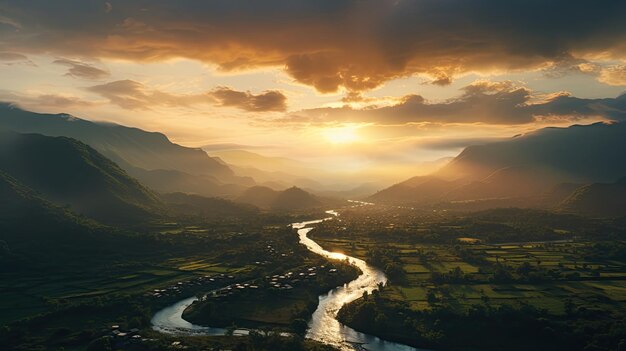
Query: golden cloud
xmin=277 ymin=81 xmax=626 ymax=126
xmin=1 ymin=1 xmax=625 ymax=92
xmin=86 ymin=80 xmax=287 ymax=112
xmin=53 ymin=58 xmax=110 ymax=80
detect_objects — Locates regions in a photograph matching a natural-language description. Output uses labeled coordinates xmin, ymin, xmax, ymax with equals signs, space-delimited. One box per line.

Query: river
xmin=151 ymin=207 xmax=424 ymax=351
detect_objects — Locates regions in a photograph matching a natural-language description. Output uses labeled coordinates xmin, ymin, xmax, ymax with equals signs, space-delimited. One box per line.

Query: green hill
xmin=0 ymin=103 xmax=253 ymax=197
xmin=160 ymin=192 xmax=259 ymax=218
xmin=0 ymin=170 xmax=109 ymax=266
xmin=0 ymin=131 xmax=163 ymax=224
xmin=236 ymin=186 xmax=324 ymax=211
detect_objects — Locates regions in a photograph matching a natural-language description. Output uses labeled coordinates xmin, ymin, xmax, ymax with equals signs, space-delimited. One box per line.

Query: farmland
xmin=0 ymin=214 xmax=342 ymax=351
xmin=310 ymin=205 xmax=626 ymax=350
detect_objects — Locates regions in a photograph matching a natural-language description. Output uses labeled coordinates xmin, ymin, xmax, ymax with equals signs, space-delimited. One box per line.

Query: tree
xmin=427 ymin=290 xmax=438 ymax=304
xmin=374 ymin=312 xmax=389 ymax=331
xmin=86 ymin=337 xmax=112 ymax=351
xmin=291 ymin=319 xmax=308 ymax=337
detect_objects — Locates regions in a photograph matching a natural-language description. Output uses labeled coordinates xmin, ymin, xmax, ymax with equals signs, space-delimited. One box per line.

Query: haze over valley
xmin=2 ymin=1 xmax=626 ymax=351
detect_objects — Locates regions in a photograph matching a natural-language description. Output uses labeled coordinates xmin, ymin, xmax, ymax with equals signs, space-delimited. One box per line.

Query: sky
xmin=1 ymin=0 xmax=625 ymax=181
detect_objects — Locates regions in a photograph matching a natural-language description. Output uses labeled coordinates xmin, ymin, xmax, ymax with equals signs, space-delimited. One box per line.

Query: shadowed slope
xmin=0 ymin=131 xmax=163 ymax=224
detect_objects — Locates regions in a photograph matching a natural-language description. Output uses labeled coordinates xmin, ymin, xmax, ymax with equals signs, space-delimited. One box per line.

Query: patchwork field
xmin=313 ymin=230 xmax=626 ymax=315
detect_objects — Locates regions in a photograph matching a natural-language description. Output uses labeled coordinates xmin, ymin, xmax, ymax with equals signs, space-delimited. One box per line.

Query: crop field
xmin=313 ymin=234 xmax=626 ymax=315
xmin=0 ymin=254 xmax=250 ymax=325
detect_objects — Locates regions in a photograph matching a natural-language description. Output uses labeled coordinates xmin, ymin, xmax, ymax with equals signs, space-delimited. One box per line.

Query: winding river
xmin=151 ymin=207 xmax=424 ymax=351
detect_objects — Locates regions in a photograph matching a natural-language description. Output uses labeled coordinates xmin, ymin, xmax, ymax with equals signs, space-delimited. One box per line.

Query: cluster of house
xmin=202 ymin=265 xmax=340 ymax=300
xmin=108 ymin=324 xmax=150 ymax=346
xmin=204 ymin=282 xmax=261 ymax=300
xmin=265 ymin=265 xmax=323 ymax=291
xmin=148 ymin=273 xmax=237 ymax=299
xmin=265 ymin=241 xmax=294 ymax=259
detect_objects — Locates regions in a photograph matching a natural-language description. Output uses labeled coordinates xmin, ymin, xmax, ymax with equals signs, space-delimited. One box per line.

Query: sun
xmin=323 ymin=125 xmax=360 ymax=144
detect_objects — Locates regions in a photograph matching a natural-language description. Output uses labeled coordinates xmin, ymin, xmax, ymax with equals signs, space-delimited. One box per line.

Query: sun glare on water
xmin=323 ymin=125 xmax=360 ymax=144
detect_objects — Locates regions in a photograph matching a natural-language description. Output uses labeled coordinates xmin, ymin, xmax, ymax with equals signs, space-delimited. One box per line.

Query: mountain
xmin=0 ymin=103 xmax=248 ymax=195
xmin=312 ymin=182 xmax=382 ymax=200
xmin=370 ymin=176 xmax=462 ymax=204
xmin=125 ymin=166 xmax=249 ymax=198
xmin=207 ymin=149 xmax=326 ymax=190
xmin=0 ymin=169 xmax=97 ymax=235
xmin=205 ymin=149 xmax=315 ymax=176
xmin=271 ymin=186 xmax=323 ymax=210
xmin=371 ymin=122 xmax=626 ymax=207
xmin=160 ymin=192 xmax=259 ymax=218
xmin=0 ymin=131 xmax=162 ymax=224
xmin=236 ymin=186 xmax=281 ymax=209
xmin=439 ymin=122 xmax=626 ymax=183
xmin=559 ymin=177 xmax=626 ymax=217
xmin=0 ymin=169 xmax=108 ymax=266
xmin=236 ymin=186 xmax=325 ymax=211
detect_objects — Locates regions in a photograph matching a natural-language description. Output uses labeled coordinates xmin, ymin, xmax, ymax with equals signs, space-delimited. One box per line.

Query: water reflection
xmin=294 ymin=211 xmax=425 ymax=351
xmin=152 ymin=208 xmax=426 ymax=351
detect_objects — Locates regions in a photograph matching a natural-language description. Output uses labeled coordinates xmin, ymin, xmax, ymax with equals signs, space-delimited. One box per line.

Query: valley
xmin=3 ymin=104 xmax=626 ymax=351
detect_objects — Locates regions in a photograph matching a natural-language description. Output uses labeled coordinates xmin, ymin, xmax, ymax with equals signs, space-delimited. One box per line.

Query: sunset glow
xmin=3 ymin=3 xmax=626 ymax=351
xmin=0 ymin=0 xmax=624 ymax=187
xmin=323 ymin=125 xmax=360 ymax=145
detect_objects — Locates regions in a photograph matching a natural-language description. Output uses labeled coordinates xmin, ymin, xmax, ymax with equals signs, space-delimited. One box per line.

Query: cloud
xmin=541 ymin=57 xmax=626 ymax=86
xmin=0 ymin=52 xmax=35 ymax=66
xmin=541 ymin=55 xmax=598 ymax=78
xmin=86 ymin=80 xmax=287 ymax=112
xmin=211 ymin=87 xmax=287 ymax=112
xmin=0 ymin=14 xmax=20 ymax=29
xmin=0 ymin=90 xmax=97 ymax=109
xmin=1 ymin=1 xmax=625 ymax=92
xmin=53 ymin=58 xmax=110 ymax=80
xmin=86 ymin=80 xmax=211 ymax=110
xmin=598 ymin=65 xmax=626 ymax=86
xmin=280 ymin=81 xmax=626 ymax=126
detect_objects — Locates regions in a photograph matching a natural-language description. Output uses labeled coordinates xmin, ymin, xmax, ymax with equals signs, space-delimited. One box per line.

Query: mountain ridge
xmin=370 ymin=122 xmax=626 ymax=209
xmin=0 ymin=103 xmax=237 ymax=183
xmin=0 ymin=130 xmax=163 ymax=224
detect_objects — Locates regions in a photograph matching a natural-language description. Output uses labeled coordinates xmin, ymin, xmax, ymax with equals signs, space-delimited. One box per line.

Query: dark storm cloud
xmin=52 ymin=58 xmax=110 ymax=80
xmin=86 ymin=80 xmax=286 ymax=112
xmin=1 ymin=0 xmax=625 ymax=92
xmin=283 ymin=82 xmax=626 ymax=125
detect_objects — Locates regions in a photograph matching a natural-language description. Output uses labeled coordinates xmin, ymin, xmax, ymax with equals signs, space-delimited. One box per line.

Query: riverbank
xmin=182 ymin=260 xmax=360 ymax=331
xmin=151 ymin=208 xmax=422 ymax=351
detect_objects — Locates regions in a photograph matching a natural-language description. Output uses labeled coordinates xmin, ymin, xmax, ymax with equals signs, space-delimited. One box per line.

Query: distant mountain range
xmin=236 ymin=186 xmax=340 ymax=211
xmin=160 ymin=192 xmax=259 ymax=218
xmin=207 ymin=148 xmax=403 ymax=195
xmin=206 ymin=149 xmax=316 ymax=176
xmin=0 ymin=103 xmax=255 ymax=196
xmin=207 ymin=149 xmax=347 ymax=191
xmin=371 ymin=122 xmax=626 ymax=217
xmin=0 ymin=130 xmax=163 ymax=224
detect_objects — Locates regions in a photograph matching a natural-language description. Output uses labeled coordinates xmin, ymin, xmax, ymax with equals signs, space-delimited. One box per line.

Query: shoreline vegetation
xmin=182 ymin=259 xmax=360 ymax=332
